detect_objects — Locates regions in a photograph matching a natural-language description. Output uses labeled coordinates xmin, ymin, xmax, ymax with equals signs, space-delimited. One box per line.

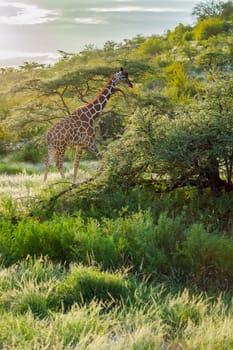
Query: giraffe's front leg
xmin=87 ymin=142 xmax=103 ymax=174
xmin=73 ymin=145 xmax=84 ymax=184
xmin=88 ymin=142 xmax=102 ymax=160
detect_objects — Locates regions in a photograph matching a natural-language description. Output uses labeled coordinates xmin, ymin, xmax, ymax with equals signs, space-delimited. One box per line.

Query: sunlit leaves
xmin=193 ymin=17 xmax=230 ymax=40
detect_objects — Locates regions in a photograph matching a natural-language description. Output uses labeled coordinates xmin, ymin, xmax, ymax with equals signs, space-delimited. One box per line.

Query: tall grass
xmin=0 ymin=258 xmax=233 ymax=349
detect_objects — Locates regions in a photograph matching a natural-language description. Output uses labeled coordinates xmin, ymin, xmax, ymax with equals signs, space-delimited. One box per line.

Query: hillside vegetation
xmin=0 ymin=1 xmax=233 ymax=348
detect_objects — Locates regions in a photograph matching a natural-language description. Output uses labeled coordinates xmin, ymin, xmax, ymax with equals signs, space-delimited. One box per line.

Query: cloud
xmin=0 ymin=49 xmax=60 ymax=66
xmin=90 ymin=6 xmax=187 ymax=13
xmin=0 ymin=49 xmax=60 ymax=60
xmin=74 ymin=17 xmax=108 ymax=25
xmin=0 ymin=1 xmax=60 ymax=25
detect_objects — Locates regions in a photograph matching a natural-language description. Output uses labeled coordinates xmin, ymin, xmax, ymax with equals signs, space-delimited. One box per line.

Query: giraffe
xmin=43 ymin=67 xmax=133 ymax=184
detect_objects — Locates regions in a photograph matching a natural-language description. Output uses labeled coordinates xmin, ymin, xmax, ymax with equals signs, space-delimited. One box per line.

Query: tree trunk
xmin=205 ymin=157 xmax=225 ymax=196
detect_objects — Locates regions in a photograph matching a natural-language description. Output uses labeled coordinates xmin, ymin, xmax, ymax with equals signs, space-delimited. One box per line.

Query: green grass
xmin=0 ymin=161 xmax=233 ymax=349
xmin=0 ymin=258 xmax=233 ymax=350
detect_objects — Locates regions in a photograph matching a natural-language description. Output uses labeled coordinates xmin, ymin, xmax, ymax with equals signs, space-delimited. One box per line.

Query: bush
xmin=180 ymin=223 xmax=233 ymax=287
xmin=1 ymin=208 xmax=233 ymax=289
xmin=104 ymin=81 xmax=233 ymax=195
xmin=0 ymin=163 xmax=25 ymax=175
xmin=15 ymin=141 xmax=46 ymax=164
xmin=0 ymin=216 xmax=78 ymax=265
xmin=194 ymin=17 xmax=230 ymax=40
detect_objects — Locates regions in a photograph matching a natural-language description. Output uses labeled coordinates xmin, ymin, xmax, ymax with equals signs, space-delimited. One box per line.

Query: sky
xmin=0 ymin=0 xmax=199 ymax=67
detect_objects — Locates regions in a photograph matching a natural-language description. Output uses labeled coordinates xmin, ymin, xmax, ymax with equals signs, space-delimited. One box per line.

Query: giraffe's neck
xmin=83 ymin=75 xmax=116 ymax=119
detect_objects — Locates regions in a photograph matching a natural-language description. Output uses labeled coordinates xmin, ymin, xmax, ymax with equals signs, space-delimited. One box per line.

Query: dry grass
xmin=0 ymin=170 xmax=89 ymax=198
xmin=0 ymin=164 xmax=92 ymax=216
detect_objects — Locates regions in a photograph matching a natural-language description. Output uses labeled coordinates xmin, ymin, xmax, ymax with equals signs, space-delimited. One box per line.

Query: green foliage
xmin=192 ymin=0 xmax=233 ymax=21
xmin=165 ymin=62 xmax=201 ymax=101
xmin=135 ymin=35 xmax=168 ymax=56
xmin=182 ymin=223 xmax=233 ymax=280
xmin=221 ymin=0 xmax=233 ymax=18
xmin=0 ymin=216 xmax=78 ymax=265
xmin=100 ymin=73 xmax=233 ymax=195
xmin=167 ymin=24 xmax=193 ymax=44
xmin=0 ymin=163 xmax=26 ymax=175
xmin=194 ymin=17 xmax=230 ymax=40
xmin=197 ymin=50 xmax=231 ymax=71
xmin=0 ymin=126 xmax=11 ymax=154
xmin=1 ymin=206 xmax=233 ymax=288
xmin=15 ymin=140 xmax=46 ymax=163
xmin=192 ymin=0 xmax=224 ymax=21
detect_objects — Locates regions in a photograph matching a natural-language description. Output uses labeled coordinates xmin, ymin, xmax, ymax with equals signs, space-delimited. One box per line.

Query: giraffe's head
xmin=114 ymin=67 xmax=133 ymax=88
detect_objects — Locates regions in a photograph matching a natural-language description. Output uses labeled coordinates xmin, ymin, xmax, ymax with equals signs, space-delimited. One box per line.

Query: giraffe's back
xmin=46 ymin=111 xmax=94 ymax=148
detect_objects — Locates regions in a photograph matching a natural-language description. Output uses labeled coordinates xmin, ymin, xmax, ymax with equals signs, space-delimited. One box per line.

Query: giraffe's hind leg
xmin=56 ymin=147 xmax=66 ymax=179
xmin=43 ymin=144 xmax=55 ymax=183
xmin=73 ymin=145 xmax=83 ymax=184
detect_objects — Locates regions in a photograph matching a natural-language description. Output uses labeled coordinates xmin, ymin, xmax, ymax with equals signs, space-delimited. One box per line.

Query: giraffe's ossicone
xmin=43 ymin=68 xmax=133 ymax=184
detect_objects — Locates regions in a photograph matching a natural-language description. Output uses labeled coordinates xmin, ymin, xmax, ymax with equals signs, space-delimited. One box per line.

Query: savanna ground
xmin=0 ymin=158 xmax=233 ymax=350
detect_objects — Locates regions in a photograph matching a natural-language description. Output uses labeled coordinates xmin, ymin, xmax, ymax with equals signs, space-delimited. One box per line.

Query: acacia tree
xmin=164 ymin=62 xmax=202 ymax=102
xmin=193 ymin=17 xmax=230 ymax=40
xmin=192 ymin=0 xmax=224 ymax=21
xmin=192 ymin=0 xmax=233 ymax=20
xmin=221 ymin=1 xmax=233 ymax=18
xmin=102 ymin=74 xmax=233 ymax=195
